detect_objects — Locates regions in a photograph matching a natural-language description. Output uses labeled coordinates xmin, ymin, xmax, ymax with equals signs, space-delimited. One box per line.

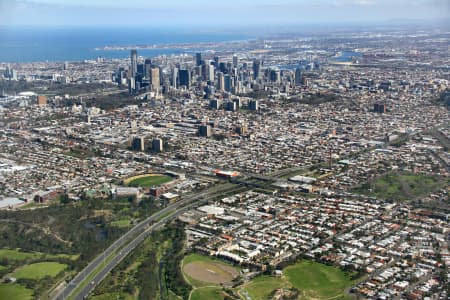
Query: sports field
xmin=182 ymin=254 xmax=239 ymax=286
xmin=0 ymin=284 xmax=33 ymax=300
xmin=242 ymin=275 xmax=287 ymax=300
xmin=12 ymin=262 xmax=67 ymax=280
xmin=190 ymin=287 xmax=225 ymax=300
xmin=353 ymin=172 xmax=447 ymax=201
xmin=125 ymin=174 xmax=172 ymax=188
xmin=284 ymin=261 xmax=352 ymax=299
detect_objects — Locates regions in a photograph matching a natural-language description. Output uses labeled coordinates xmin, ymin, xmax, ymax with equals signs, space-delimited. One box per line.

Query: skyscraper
xmin=151 ymin=67 xmax=160 ymax=91
xmin=295 ymin=68 xmax=303 ymax=86
xmin=195 ymin=53 xmax=202 ymax=66
xmin=179 ymin=69 xmax=190 ymax=88
xmin=233 ymin=55 xmax=238 ymax=67
xmin=130 ymin=50 xmax=138 ymax=79
xmin=253 ymin=59 xmax=261 ymax=80
xmin=218 ymin=72 xmax=225 ymax=91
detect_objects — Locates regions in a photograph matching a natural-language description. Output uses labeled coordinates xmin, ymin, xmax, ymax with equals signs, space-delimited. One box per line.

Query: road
xmin=53 ymin=183 xmax=243 ymax=300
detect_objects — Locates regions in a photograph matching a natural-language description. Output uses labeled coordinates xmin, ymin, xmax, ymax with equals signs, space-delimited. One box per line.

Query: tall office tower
xmin=226 ymin=101 xmax=237 ymax=112
xmin=249 ymin=99 xmax=259 ymax=111
xmin=195 ymin=52 xmax=202 ymax=66
xmin=198 ymin=125 xmax=212 ymax=137
xmin=132 ymin=136 xmax=145 ymax=152
xmin=151 ymin=67 xmax=160 ymax=91
xmin=130 ymin=50 xmax=138 ymax=79
xmin=295 ymin=68 xmax=303 ymax=86
xmin=152 ymin=138 xmax=164 ymax=153
xmin=233 ymin=55 xmax=238 ymax=67
xmin=128 ymin=77 xmax=136 ymax=95
xmin=219 ymin=62 xmax=228 ymax=74
xmin=37 ymin=95 xmax=47 ymax=106
xmin=218 ymin=72 xmax=225 ymax=91
xmin=210 ymin=99 xmax=221 ymax=110
xmin=172 ymin=67 xmax=179 ymax=89
xmin=213 ymin=56 xmax=220 ymax=67
xmin=179 ymin=69 xmax=190 ymax=88
xmin=224 ymin=74 xmax=232 ymax=92
xmin=144 ymin=59 xmax=152 ymax=78
xmin=269 ymin=69 xmax=281 ymax=83
xmin=208 ymin=63 xmax=215 ymax=82
xmin=253 ymin=59 xmax=261 ymax=80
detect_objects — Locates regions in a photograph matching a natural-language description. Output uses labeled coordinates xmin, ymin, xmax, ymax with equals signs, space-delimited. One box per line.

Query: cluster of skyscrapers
xmin=113 ymin=50 xmax=309 ymax=97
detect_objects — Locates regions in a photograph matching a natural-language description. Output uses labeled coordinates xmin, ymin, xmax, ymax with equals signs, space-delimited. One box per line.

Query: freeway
xmin=53 ymin=183 xmax=244 ymax=300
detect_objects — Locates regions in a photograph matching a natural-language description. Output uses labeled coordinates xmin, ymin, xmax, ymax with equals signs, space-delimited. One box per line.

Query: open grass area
xmin=12 ymin=262 xmax=67 ymax=280
xmin=90 ymin=292 xmax=135 ymax=300
xmin=0 ymin=249 xmax=42 ymax=261
xmin=353 ymin=172 xmax=448 ymax=201
xmin=0 ymin=284 xmax=33 ymax=300
xmin=191 ymin=287 xmax=225 ymax=300
xmin=242 ymin=275 xmax=287 ymax=300
xmin=182 ymin=254 xmax=239 ymax=288
xmin=284 ymin=261 xmax=352 ymax=299
xmin=126 ymin=174 xmax=172 ymax=188
xmin=110 ymin=219 xmax=132 ymax=228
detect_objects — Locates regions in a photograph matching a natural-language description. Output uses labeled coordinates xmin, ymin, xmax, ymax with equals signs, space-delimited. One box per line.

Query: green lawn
xmin=0 ymin=249 xmax=42 ymax=261
xmin=353 ymin=172 xmax=447 ymax=201
xmin=12 ymin=262 xmax=67 ymax=280
xmin=284 ymin=261 xmax=352 ymax=299
xmin=90 ymin=292 xmax=135 ymax=300
xmin=191 ymin=287 xmax=225 ymax=300
xmin=242 ymin=276 xmax=287 ymax=300
xmin=182 ymin=254 xmax=240 ymax=288
xmin=0 ymin=284 xmax=33 ymax=300
xmin=128 ymin=175 xmax=172 ymax=188
xmin=110 ymin=219 xmax=132 ymax=228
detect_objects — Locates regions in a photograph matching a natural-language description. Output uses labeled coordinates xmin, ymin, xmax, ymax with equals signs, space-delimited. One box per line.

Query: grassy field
xmin=190 ymin=287 xmax=225 ymax=300
xmin=353 ymin=172 xmax=447 ymax=201
xmin=110 ymin=219 xmax=132 ymax=228
xmin=284 ymin=261 xmax=352 ymax=299
xmin=242 ymin=275 xmax=287 ymax=300
xmin=0 ymin=284 xmax=33 ymax=300
xmin=0 ymin=249 xmax=42 ymax=261
xmin=12 ymin=262 xmax=67 ymax=280
xmin=182 ymin=254 xmax=239 ymax=288
xmin=127 ymin=174 xmax=172 ymax=188
xmin=90 ymin=292 xmax=135 ymax=300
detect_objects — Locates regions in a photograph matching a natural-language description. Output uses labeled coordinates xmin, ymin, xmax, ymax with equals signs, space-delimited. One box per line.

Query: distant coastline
xmin=0 ymin=27 xmax=255 ymax=63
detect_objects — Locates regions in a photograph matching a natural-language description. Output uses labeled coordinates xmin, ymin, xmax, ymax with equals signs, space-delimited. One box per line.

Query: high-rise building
xmin=210 ymin=99 xmax=221 ymax=110
xmin=132 ymin=136 xmax=145 ymax=152
xmin=295 ymin=68 xmax=303 ymax=86
xmin=130 ymin=50 xmax=138 ymax=79
xmin=253 ymin=59 xmax=261 ymax=80
xmin=224 ymin=74 xmax=232 ymax=92
xmin=37 ymin=95 xmax=47 ymax=106
xmin=218 ymin=72 xmax=225 ymax=91
xmin=249 ymin=99 xmax=259 ymax=111
xmin=226 ymin=101 xmax=237 ymax=112
xmin=172 ymin=67 xmax=179 ymax=89
xmin=152 ymin=138 xmax=164 ymax=153
xmin=151 ymin=67 xmax=160 ymax=91
xmin=195 ymin=53 xmax=202 ymax=66
xmin=198 ymin=125 xmax=212 ymax=137
xmin=374 ymin=103 xmax=387 ymax=113
xmin=179 ymin=69 xmax=190 ymax=88
xmin=233 ymin=55 xmax=238 ymax=67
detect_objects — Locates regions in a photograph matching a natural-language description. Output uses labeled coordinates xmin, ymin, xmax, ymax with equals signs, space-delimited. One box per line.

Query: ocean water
xmin=0 ymin=27 xmax=254 ymax=63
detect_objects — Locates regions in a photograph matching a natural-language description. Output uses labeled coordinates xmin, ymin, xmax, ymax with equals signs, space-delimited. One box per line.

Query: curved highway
xmin=53 ymin=183 xmax=243 ymax=300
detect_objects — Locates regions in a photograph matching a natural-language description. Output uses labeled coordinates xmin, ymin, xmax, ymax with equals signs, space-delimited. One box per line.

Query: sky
xmin=0 ymin=0 xmax=449 ymax=28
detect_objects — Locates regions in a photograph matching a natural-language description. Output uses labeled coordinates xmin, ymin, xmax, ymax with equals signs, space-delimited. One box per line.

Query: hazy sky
xmin=0 ymin=0 xmax=449 ymax=28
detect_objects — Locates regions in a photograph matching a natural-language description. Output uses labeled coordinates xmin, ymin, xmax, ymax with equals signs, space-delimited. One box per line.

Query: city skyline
xmin=0 ymin=0 xmax=449 ymax=28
